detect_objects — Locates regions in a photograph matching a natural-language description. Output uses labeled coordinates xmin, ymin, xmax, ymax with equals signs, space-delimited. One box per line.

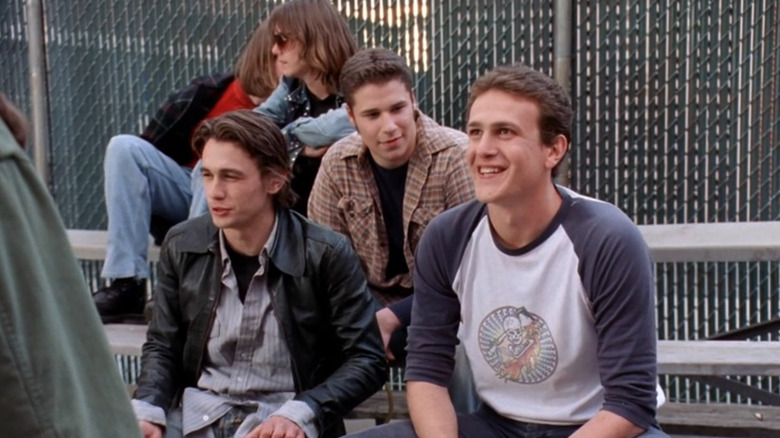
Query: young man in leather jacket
xmin=131 ymin=110 xmax=386 ymax=438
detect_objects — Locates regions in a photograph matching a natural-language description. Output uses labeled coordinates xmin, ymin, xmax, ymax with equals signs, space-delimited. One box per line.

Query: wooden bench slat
xmin=657 ymin=340 xmax=780 ymax=376
xmin=638 ymin=222 xmax=780 ymax=263
xmin=658 ymin=402 xmax=780 ymax=437
xmin=71 ymin=221 xmax=780 ymax=266
xmin=67 ymin=229 xmax=160 ymax=262
xmin=106 ymin=323 xmax=780 ymax=380
xmin=104 ymin=325 xmax=780 ymax=377
xmin=104 ymin=323 xmax=146 ymax=356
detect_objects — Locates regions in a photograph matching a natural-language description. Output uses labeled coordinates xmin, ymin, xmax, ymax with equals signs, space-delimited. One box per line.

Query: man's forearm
xmin=407 ymin=381 xmax=457 ymax=438
xmin=569 ymin=410 xmax=644 ymax=438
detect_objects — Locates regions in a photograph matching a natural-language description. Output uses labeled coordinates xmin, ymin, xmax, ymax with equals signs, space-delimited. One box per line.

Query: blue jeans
xmin=163 ymin=405 xmax=256 ymax=438
xmin=346 ymin=404 xmax=670 ymax=438
xmin=101 ymin=135 xmax=207 ymax=280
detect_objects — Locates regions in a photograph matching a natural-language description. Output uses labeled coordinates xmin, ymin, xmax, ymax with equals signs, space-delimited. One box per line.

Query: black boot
xmin=93 ymin=278 xmax=146 ymax=324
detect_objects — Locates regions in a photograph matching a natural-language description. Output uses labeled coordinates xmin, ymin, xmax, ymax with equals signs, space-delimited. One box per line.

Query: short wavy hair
xmin=468 ymin=64 xmax=572 ymax=177
xmin=268 ymin=0 xmax=357 ymax=92
xmin=192 ymin=110 xmax=297 ymax=209
xmin=339 ymin=48 xmax=414 ymax=107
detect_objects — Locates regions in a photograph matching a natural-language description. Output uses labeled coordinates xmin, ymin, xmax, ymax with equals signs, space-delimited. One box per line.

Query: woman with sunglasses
xmin=255 ymin=0 xmax=358 ymax=216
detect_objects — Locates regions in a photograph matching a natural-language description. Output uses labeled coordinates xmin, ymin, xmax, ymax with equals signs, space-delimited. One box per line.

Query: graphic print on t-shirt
xmin=478 ymin=306 xmax=558 ymax=383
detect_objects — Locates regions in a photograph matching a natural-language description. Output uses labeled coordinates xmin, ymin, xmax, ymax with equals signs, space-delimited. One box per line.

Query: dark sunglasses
xmin=273 ymin=33 xmax=290 ymax=49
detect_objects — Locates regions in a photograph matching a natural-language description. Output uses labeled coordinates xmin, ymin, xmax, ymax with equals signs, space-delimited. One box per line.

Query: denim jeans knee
xmin=102 ymin=135 xmax=192 ymax=279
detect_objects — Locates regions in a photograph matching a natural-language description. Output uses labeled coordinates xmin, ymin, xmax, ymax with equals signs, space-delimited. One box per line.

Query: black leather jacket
xmin=134 ymin=210 xmax=387 ymax=437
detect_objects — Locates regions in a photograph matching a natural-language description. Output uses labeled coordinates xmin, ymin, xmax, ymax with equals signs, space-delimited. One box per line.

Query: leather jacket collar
xmin=176 ymin=209 xmax=306 ymax=277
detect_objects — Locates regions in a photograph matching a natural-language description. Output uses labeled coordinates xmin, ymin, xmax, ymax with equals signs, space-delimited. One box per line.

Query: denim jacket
xmin=255 ymin=77 xmax=355 ymax=164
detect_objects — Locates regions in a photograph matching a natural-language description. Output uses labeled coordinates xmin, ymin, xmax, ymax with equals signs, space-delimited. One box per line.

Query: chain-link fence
xmin=1 ymin=1 xmax=30 ymax=123
xmin=3 ymin=0 xmax=779 ymax=404
xmin=568 ymin=0 xmax=780 ymax=403
xmin=572 ymin=0 xmax=780 ymax=223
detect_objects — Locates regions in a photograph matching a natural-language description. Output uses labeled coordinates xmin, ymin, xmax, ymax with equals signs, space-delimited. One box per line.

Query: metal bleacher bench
xmin=71 ymin=222 xmax=780 ymax=436
xmin=67 ymin=229 xmax=160 ymax=262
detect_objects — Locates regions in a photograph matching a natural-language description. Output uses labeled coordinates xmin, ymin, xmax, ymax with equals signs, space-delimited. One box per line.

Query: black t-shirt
xmin=368 ymin=154 xmax=409 ymax=280
xmin=309 ymin=92 xmax=338 ymax=119
xmin=224 ymin=242 xmax=261 ymax=303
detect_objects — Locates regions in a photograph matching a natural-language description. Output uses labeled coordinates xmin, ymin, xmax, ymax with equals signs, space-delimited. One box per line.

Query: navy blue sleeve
xmin=567 ymin=200 xmax=658 ymax=429
xmin=387 ymin=295 xmax=413 ymax=327
xmin=405 ymin=201 xmax=485 ymax=386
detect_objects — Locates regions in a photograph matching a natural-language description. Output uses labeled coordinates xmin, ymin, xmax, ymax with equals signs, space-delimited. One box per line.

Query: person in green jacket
xmin=0 ymin=92 xmax=142 ymax=438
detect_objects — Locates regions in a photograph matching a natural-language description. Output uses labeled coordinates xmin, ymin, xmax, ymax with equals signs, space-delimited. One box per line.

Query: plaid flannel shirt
xmin=309 ymin=111 xmax=474 ymax=305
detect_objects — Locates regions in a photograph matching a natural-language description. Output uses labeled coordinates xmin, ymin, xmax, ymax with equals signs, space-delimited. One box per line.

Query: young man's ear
xmin=545 ymin=134 xmax=569 ymax=171
xmin=265 ymin=171 xmax=288 ymax=195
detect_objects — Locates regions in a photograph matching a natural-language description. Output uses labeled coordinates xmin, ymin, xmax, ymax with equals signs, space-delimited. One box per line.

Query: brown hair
xmin=234 ymin=20 xmax=279 ymax=100
xmin=0 ymin=93 xmax=29 ymax=148
xmin=339 ymin=48 xmax=414 ymax=107
xmin=268 ymin=0 xmax=357 ymax=92
xmin=468 ymin=64 xmax=572 ymax=177
xmin=192 ymin=110 xmax=297 ymax=209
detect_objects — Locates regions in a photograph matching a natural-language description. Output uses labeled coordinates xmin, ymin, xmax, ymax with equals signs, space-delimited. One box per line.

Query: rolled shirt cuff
xmin=132 ymin=398 xmax=167 ymax=427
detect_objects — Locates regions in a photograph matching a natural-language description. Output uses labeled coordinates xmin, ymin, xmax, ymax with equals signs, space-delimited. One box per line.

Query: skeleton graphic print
xmin=478 ymin=306 xmax=558 ymax=383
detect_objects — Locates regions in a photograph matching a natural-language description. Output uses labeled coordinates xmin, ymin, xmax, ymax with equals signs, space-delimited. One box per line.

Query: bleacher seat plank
xmin=658 ymin=402 xmax=780 ymax=437
xmin=69 ymin=222 xmax=780 ymax=265
xmin=638 ymin=221 xmax=780 ymax=263
xmin=101 ymin=325 xmax=780 ymax=378
xmin=66 ymin=229 xmax=159 ymax=262
xmin=657 ymin=340 xmax=780 ymax=376
xmin=104 ymin=323 xmax=146 ymax=356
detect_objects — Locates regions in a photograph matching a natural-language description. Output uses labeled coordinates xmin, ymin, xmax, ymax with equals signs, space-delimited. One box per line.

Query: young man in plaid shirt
xmin=308 ymin=48 xmax=474 ymax=364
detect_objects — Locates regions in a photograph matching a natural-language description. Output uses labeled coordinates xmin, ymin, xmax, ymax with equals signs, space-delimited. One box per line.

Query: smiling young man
xmin=131 ymin=110 xmax=385 ymax=438
xmin=308 ymin=48 xmax=474 ymax=365
xmin=346 ymin=65 xmax=668 ymax=438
